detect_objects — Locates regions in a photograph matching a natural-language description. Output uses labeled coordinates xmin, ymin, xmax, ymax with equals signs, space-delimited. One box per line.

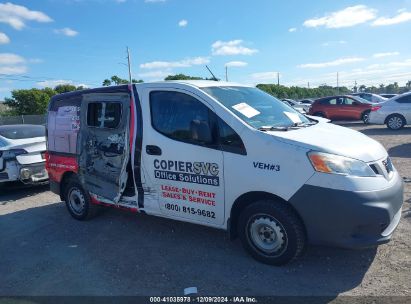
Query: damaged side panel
xmin=78 ymin=93 xmax=132 ymax=204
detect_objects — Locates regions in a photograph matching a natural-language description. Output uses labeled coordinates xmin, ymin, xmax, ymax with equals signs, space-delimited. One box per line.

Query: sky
xmin=0 ymin=0 xmax=411 ymax=99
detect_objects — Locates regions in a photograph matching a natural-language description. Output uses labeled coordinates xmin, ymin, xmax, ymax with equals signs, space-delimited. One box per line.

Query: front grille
xmin=0 ymin=172 xmax=9 ymax=180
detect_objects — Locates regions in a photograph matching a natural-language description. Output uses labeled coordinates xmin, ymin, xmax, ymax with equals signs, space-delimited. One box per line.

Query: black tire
xmin=313 ymin=112 xmax=326 ymax=118
xmin=361 ymin=110 xmax=371 ymax=124
xmin=386 ymin=114 xmax=406 ymax=130
xmin=238 ymin=200 xmax=306 ymax=266
xmin=63 ymin=178 xmax=99 ymax=220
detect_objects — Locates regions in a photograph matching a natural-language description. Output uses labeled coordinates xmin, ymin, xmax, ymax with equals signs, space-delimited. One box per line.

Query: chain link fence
xmin=0 ymin=115 xmax=46 ymax=125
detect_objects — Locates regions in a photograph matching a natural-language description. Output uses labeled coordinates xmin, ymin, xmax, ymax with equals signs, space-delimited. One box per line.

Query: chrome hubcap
xmin=388 ymin=117 xmax=402 ymax=129
xmin=248 ymin=216 xmax=287 ymax=255
xmin=68 ymin=188 xmax=85 ymax=215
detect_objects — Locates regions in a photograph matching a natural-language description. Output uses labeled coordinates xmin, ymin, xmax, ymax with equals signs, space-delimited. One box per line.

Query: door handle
xmin=146 ymin=145 xmax=162 ymax=155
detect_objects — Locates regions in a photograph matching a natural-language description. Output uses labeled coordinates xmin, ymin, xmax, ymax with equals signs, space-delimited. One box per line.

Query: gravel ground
xmin=0 ymin=123 xmax=410 ymax=298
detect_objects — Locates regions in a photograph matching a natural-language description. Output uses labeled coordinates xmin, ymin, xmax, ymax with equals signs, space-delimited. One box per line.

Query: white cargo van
xmin=46 ymin=81 xmax=403 ymax=265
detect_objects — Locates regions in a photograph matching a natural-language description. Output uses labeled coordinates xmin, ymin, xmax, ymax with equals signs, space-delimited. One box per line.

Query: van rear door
xmin=78 ymin=93 xmax=130 ymax=203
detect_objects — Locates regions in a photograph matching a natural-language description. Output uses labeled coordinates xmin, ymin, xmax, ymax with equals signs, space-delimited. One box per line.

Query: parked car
xmin=352 ymin=93 xmax=387 ymax=103
xmin=47 ymin=81 xmax=403 ymax=265
xmin=282 ymin=98 xmax=310 ymax=113
xmin=369 ymin=92 xmax=411 ymax=130
xmin=308 ymin=95 xmax=373 ymax=123
xmin=0 ymin=124 xmax=48 ymax=184
xmin=380 ymin=94 xmax=398 ymax=99
xmin=298 ymin=98 xmax=315 ymax=104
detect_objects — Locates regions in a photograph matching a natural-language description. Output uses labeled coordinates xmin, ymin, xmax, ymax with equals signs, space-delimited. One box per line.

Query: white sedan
xmin=369 ymin=92 xmax=411 ymax=130
xmin=0 ymin=124 xmax=48 ymax=184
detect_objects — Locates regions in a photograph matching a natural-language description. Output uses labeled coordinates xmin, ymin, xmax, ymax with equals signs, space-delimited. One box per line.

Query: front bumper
xmin=290 ymin=172 xmax=404 ymax=248
xmin=0 ymin=160 xmax=48 ymax=184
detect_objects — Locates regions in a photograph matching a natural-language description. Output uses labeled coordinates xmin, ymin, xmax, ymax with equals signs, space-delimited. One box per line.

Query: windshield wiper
xmin=258 ymin=122 xmax=317 ymax=132
xmin=294 ymin=122 xmax=317 ymax=127
xmin=258 ymin=126 xmax=290 ymax=131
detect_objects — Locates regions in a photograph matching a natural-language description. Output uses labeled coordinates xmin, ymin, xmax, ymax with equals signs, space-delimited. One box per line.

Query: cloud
xmin=0 ymin=2 xmax=53 ymax=30
xmin=140 ymin=57 xmax=210 ymax=69
xmin=287 ymin=58 xmax=411 ymax=88
xmin=145 ymin=0 xmax=166 ymax=3
xmin=116 ymin=0 xmax=126 ymax=3
xmin=138 ymin=70 xmax=171 ymax=79
xmin=178 ymin=19 xmax=188 ymax=27
xmin=250 ymin=71 xmax=279 ymax=81
xmin=322 ymin=40 xmax=346 ymax=46
xmin=54 ymin=27 xmax=78 ymax=37
xmin=0 ymin=53 xmax=26 ymax=75
xmin=0 ymin=53 xmax=25 ymax=65
xmin=373 ymin=52 xmax=400 ymax=58
xmin=37 ymin=79 xmax=88 ymax=88
xmin=28 ymin=58 xmax=43 ymax=64
xmin=225 ymin=61 xmax=248 ymax=67
xmin=372 ymin=10 xmax=411 ymax=26
xmin=211 ymin=40 xmax=258 ymax=56
xmin=298 ymin=57 xmax=364 ymax=68
xmin=0 ymin=65 xmax=27 ymax=74
xmin=288 ymin=27 xmax=297 ymax=32
xmin=303 ymin=5 xmax=376 ymax=29
xmin=0 ymin=32 xmax=10 ymax=44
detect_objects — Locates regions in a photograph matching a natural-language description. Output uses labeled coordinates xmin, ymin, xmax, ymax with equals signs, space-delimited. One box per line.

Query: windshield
xmin=349 ymin=95 xmax=373 ymax=104
xmin=202 ymin=86 xmax=310 ymax=129
xmin=0 ymin=125 xmax=45 ymax=140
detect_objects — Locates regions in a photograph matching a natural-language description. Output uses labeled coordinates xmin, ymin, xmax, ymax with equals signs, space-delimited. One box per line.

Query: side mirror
xmin=190 ymin=120 xmax=212 ymax=144
xmin=352 ymin=101 xmax=361 ymax=106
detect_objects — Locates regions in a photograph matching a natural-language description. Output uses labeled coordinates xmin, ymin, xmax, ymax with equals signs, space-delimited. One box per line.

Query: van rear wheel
xmin=238 ymin=200 xmax=306 ymax=265
xmin=64 ymin=179 xmax=99 ymax=220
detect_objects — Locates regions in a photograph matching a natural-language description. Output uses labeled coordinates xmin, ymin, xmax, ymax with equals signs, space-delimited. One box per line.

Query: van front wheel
xmin=238 ymin=201 xmax=306 ymax=265
xmin=64 ymin=179 xmax=99 ymax=220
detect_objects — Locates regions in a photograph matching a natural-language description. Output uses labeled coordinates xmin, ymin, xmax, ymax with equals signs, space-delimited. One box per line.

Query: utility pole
xmin=308 ymin=81 xmax=310 ymax=89
xmin=277 ymin=72 xmax=280 ymax=86
xmin=225 ymin=66 xmax=228 ymax=82
xmin=127 ymin=47 xmax=132 ymax=83
xmin=337 ymin=72 xmax=339 ymax=94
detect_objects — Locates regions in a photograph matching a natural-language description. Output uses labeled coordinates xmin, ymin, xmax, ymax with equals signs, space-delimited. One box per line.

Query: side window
xmin=396 ymin=95 xmax=411 ymax=104
xmin=343 ymin=97 xmax=355 ymax=105
xmin=87 ymin=102 xmax=121 ymax=128
xmin=150 ymin=91 xmax=215 ymax=146
xmin=328 ymin=98 xmax=337 ymax=105
xmin=217 ymin=117 xmax=246 ymax=155
xmin=320 ymin=99 xmax=330 ymax=105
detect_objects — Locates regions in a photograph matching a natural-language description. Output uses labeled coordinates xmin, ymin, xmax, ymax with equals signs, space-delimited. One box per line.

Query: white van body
xmin=47 ymin=81 xmax=403 ymax=265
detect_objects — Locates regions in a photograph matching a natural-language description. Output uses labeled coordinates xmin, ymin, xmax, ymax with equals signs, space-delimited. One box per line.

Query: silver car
xmin=0 ymin=124 xmax=48 ymax=184
xmin=352 ymin=93 xmax=387 ymax=104
xmin=369 ymin=92 xmax=411 ymax=130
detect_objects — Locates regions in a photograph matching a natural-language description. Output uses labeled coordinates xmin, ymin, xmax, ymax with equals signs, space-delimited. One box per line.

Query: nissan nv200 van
xmin=46 ymin=81 xmax=403 ymax=265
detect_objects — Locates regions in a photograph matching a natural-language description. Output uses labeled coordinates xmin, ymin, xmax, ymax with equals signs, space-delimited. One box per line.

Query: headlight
xmin=308 ymin=151 xmax=376 ymax=177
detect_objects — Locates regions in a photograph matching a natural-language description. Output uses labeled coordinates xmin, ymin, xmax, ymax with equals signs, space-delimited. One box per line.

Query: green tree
xmin=164 ymin=73 xmax=205 ymax=81
xmin=54 ymin=84 xmax=82 ymax=94
xmin=4 ymin=88 xmax=56 ymax=115
xmin=102 ymin=75 xmax=143 ymax=86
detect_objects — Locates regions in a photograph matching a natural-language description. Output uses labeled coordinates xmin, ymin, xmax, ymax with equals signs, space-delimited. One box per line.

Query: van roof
xmin=49 ymin=80 xmax=252 ymax=102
